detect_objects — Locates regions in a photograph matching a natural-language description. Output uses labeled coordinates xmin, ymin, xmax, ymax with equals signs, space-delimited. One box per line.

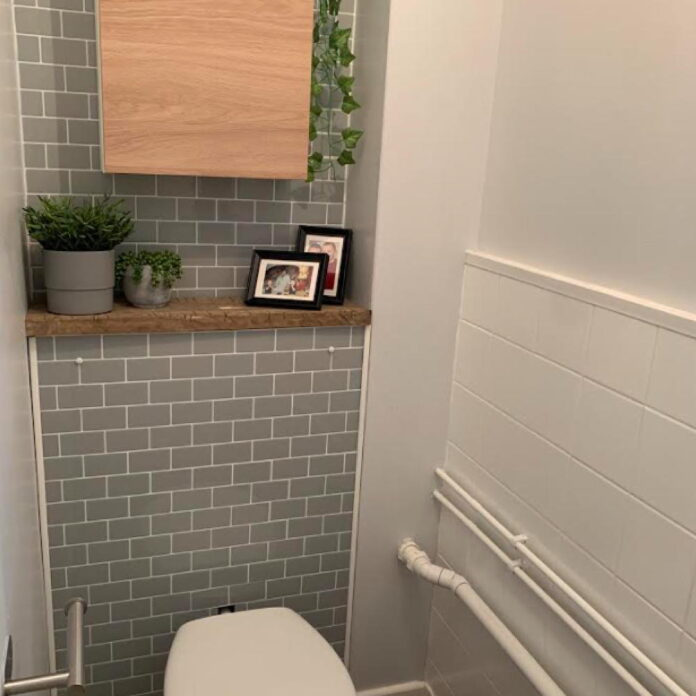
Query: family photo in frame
xmin=296 ymin=226 xmax=352 ymax=305
xmin=245 ymin=250 xmax=328 ymax=311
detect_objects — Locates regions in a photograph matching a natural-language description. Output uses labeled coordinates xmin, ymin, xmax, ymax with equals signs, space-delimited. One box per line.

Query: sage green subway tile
xmin=42 ymin=409 xmax=80 ymax=434
xmin=197 ymin=177 xmax=235 ymax=198
xmin=106 ymin=428 xmax=149 ymax=453
xmin=44 ymin=91 xmax=89 ymax=118
xmin=128 ymin=449 xmax=170 ymax=474
xmin=152 ymin=553 xmax=190 ymax=577
xmin=128 ymin=404 xmax=170 ymax=428
xmin=24 ymin=143 xmax=46 ymax=167
xmin=178 ymin=198 xmax=215 ymax=221
xmin=192 ymin=465 xmax=232 ymax=489
xmin=156 ymin=175 xmax=196 ymax=197
xmin=61 ymin=431 xmax=104 ymax=455
xmin=63 ymin=477 xmax=106 ymax=501
xmin=272 ymin=457 xmax=309 ymax=480
xmin=171 ymin=444 xmax=212 ymax=469
xmin=86 ymin=497 xmax=128 ymax=521
xmin=150 ymin=425 xmax=191 ymax=449
xmin=271 ymin=498 xmax=306 ymax=521
xmin=150 ymin=380 xmax=192 ymax=403
xmin=84 ymin=452 xmax=127 ymax=477
xmin=212 ymin=441 xmax=252 ymax=466
xmin=236 ymin=223 xmax=273 ymax=245
xmin=21 ymin=89 xmax=42 ymax=114
xmin=211 ymin=483 xmax=251 ymax=508
xmin=172 ymin=530 xmax=211 ymax=553
xmin=26 ymin=167 xmax=70 ymax=192
xmin=192 ymin=508 xmax=230 ymax=532
xmin=136 ymin=196 xmax=176 ymax=220
xmin=275 ymin=373 xmax=312 ymax=395
xmin=172 ymin=489 xmax=211 ymax=512
xmin=131 ymin=535 xmax=171 ymax=559
xmin=235 ymin=375 xmax=274 ymax=398
xmin=45 ymin=456 xmax=83 ymax=480
xmin=217 ymin=199 xmax=254 ymax=222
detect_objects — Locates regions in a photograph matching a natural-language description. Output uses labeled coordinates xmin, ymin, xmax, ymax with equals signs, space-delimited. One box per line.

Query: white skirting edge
xmin=466 ymin=249 xmax=696 ymax=340
xmin=358 ymin=681 xmax=433 ymax=696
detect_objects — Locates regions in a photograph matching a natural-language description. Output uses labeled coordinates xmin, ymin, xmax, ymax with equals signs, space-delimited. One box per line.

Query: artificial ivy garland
xmin=308 ymin=0 xmax=364 ymax=182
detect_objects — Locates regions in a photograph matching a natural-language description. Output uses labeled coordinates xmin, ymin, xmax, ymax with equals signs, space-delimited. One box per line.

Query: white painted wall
xmin=346 ymin=0 xmax=503 ymax=689
xmin=427 ymin=2 xmax=696 ymax=694
xmin=431 ymin=262 xmax=696 ymax=696
xmin=343 ymin=0 xmax=390 ymax=310
xmin=478 ymin=0 xmax=696 ymax=315
xmin=0 ymin=0 xmax=49 ymax=682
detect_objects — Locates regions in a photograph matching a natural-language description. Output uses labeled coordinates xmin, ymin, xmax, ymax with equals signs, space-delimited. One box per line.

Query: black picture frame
xmin=245 ymin=249 xmax=328 ymax=311
xmin=296 ymin=226 xmax=352 ymax=305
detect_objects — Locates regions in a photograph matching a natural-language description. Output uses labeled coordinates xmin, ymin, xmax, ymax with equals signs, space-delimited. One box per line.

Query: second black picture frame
xmin=296 ymin=226 xmax=352 ymax=305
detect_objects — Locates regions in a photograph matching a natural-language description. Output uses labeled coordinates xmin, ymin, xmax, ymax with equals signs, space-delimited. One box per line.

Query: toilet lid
xmin=164 ymin=608 xmax=356 ymax=696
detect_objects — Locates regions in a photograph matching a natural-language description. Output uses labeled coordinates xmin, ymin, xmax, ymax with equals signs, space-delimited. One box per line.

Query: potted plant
xmin=116 ymin=250 xmax=183 ymax=309
xmin=23 ymin=196 xmax=134 ymax=315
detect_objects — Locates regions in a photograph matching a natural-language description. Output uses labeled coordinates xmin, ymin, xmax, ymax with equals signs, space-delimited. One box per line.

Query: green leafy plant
xmin=23 ymin=195 xmax=134 ymax=251
xmin=308 ymin=0 xmax=363 ymax=182
xmin=116 ymin=250 xmax=183 ymax=289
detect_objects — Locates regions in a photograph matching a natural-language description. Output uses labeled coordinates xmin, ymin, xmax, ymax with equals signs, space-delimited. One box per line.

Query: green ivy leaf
xmin=309 ymin=152 xmax=324 ymax=166
xmin=330 ymin=27 xmax=352 ymax=52
xmin=336 ymin=75 xmax=355 ymax=95
xmin=310 ymin=103 xmax=322 ymax=117
xmin=341 ymin=95 xmax=361 ymax=114
xmin=342 ymin=128 xmax=364 ymax=149
xmin=339 ymin=48 xmax=356 ymax=66
xmin=337 ymin=149 xmax=356 ymax=166
xmin=311 ymin=81 xmax=323 ymax=97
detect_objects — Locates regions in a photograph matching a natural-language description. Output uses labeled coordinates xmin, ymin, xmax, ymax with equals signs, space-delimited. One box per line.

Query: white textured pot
xmin=123 ymin=266 xmax=172 ymax=309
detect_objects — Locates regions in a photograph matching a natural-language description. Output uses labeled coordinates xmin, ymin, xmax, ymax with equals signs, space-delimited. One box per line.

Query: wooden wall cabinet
xmin=98 ymin=0 xmax=314 ymax=179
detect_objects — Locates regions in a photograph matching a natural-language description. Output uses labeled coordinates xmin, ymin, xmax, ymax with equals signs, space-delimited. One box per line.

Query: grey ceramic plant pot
xmin=123 ymin=265 xmax=172 ymax=309
xmin=44 ymin=249 xmax=115 ymax=315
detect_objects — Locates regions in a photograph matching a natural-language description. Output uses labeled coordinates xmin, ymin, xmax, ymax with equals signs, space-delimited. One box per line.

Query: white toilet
xmin=164 ymin=607 xmax=356 ymax=695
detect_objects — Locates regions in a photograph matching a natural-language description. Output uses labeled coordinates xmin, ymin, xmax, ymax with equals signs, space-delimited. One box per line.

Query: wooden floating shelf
xmin=26 ymin=297 xmax=371 ymax=337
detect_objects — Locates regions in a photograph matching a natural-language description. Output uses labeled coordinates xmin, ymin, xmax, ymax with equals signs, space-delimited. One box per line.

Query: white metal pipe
xmin=434 ymin=491 xmax=519 ymax=571
xmin=398 ymin=540 xmax=567 ymax=696
xmin=435 ymin=491 xmax=653 ymax=696
xmin=435 ymin=468 xmax=690 ymax=696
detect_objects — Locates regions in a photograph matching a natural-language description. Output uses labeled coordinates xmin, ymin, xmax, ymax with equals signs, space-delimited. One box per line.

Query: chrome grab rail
xmin=3 ymin=598 xmax=87 ymax=696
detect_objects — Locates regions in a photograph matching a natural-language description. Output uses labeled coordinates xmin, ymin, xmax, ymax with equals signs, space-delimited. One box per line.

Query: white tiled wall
xmin=427 ymin=263 xmax=696 ymax=696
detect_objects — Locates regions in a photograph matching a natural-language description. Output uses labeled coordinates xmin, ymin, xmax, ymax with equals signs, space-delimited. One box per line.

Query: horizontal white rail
xmin=435 ymin=468 xmax=690 ymax=696
xmin=398 ymin=540 xmax=567 ymax=696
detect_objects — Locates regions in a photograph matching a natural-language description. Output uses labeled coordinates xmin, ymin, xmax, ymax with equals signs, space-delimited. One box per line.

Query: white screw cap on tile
xmin=328 ymin=346 xmax=335 ymax=354
xmin=74 ymin=357 xmax=84 ymax=365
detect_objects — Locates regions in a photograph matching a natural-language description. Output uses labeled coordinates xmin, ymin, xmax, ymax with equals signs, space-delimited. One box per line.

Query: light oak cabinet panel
xmin=98 ymin=0 xmax=313 ymax=179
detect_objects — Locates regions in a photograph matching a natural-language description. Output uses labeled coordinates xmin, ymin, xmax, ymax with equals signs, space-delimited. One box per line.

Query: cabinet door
xmin=99 ymin=0 xmax=313 ymax=179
